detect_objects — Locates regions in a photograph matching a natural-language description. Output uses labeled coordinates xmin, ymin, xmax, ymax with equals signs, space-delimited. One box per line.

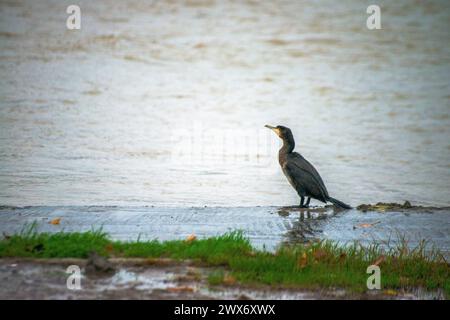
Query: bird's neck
xmin=278 ymin=137 xmax=295 ymax=162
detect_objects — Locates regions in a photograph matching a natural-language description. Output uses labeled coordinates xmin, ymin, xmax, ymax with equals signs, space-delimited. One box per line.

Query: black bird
xmin=265 ymin=125 xmax=351 ymax=209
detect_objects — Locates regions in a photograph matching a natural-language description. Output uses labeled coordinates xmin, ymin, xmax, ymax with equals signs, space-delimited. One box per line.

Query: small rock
xmin=85 ymin=251 xmax=115 ymax=276
xmin=402 ymin=201 xmax=412 ymax=208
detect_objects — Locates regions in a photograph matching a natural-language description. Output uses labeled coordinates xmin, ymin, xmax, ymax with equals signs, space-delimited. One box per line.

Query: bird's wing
xmin=283 ymin=152 xmax=329 ymax=200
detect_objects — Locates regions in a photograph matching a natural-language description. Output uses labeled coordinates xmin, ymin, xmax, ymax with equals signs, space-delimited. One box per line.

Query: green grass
xmin=0 ymin=225 xmax=448 ymax=297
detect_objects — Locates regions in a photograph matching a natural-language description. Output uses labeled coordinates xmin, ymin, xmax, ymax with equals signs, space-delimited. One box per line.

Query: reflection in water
xmin=278 ymin=206 xmax=341 ymax=245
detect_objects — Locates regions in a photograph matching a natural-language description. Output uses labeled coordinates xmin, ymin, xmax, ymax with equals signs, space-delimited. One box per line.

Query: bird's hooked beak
xmin=265 ymin=124 xmax=281 ymax=137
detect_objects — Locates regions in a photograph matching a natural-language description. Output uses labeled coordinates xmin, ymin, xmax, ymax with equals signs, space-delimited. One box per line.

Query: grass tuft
xmin=0 ymin=223 xmax=110 ymax=258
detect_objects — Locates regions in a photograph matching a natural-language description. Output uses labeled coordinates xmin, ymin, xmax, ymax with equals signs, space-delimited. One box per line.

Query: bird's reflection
xmin=277 ymin=205 xmax=343 ymax=245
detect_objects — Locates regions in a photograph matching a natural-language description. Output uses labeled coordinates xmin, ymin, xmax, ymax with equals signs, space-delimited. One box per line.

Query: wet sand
xmin=1 ymin=205 xmax=449 ymax=255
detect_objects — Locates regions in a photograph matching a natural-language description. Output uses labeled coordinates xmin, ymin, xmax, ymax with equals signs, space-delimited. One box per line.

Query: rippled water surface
xmin=0 ymin=0 xmax=449 ymax=207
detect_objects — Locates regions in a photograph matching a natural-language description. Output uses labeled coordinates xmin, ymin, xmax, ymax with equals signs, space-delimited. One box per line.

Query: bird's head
xmin=265 ymin=125 xmax=292 ymax=140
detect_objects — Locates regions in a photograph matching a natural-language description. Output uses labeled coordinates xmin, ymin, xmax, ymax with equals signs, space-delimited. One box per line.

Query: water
xmin=0 ymin=0 xmax=449 ymax=207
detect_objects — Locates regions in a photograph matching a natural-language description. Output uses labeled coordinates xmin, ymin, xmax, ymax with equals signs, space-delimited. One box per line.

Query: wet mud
xmin=0 ymin=258 xmax=444 ymax=300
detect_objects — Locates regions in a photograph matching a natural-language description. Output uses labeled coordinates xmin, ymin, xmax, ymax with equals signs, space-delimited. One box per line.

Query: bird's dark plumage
xmin=265 ymin=124 xmax=351 ymax=209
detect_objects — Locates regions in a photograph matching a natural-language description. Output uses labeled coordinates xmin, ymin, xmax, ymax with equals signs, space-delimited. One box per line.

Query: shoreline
xmin=1 ymin=203 xmax=449 ymax=255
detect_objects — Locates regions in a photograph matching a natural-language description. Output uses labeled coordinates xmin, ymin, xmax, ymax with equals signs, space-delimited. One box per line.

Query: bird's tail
xmin=327 ymin=197 xmax=352 ymax=209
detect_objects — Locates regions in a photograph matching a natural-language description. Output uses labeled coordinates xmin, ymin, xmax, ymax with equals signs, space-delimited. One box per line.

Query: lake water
xmin=1 ymin=0 xmax=449 ymax=207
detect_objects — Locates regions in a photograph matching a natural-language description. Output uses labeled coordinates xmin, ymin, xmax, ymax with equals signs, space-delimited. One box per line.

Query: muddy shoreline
xmin=0 ymin=258 xmax=444 ymax=300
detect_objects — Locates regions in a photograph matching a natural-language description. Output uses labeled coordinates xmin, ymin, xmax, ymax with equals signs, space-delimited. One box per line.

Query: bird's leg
xmin=305 ymin=197 xmax=311 ymax=208
xmin=299 ymin=196 xmax=305 ymax=208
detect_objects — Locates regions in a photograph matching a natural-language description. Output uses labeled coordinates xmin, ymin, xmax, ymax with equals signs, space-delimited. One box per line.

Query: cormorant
xmin=265 ymin=125 xmax=351 ymax=209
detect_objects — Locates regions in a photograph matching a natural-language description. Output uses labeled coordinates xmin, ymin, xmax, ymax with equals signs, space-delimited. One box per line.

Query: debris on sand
xmin=49 ymin=218 xmax=61 ymax=225
xmin=186 ymin=234 xmax=197 ymax=242
xmin=356 ymin=201 xmax=430 ymax=212
xmin=357 ymin=201 xmax=413 ymax=212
